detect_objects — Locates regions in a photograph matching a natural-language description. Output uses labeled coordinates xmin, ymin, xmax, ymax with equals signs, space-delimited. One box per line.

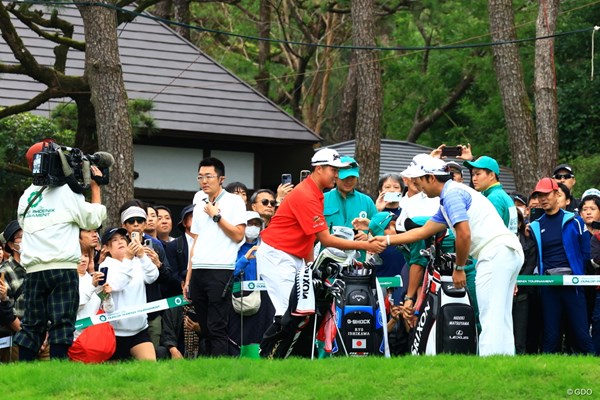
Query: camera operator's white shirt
xmin=190 ymin=189 xmax=247 ymax=270
xmin=18 ymin=184 xmax=106 ymax=273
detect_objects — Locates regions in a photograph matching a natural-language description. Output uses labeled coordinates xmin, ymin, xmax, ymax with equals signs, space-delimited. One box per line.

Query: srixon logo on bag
xmin=301 ymin=268 xmax=311 ymax=299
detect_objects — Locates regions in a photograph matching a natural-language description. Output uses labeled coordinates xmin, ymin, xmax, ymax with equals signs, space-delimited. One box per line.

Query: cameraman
xmin=13 ymin=141 xmax=107 ymax=360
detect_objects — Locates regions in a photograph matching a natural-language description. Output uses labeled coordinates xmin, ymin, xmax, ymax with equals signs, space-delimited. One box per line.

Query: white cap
xmin=245 ymin=211 xmax=262 ymax=222
xmin=120 ymin=206 xmax=147 ymax=224
xmin=582 ymin=188 xmax=600 ymax=199
xmin=311 ymin=148 xmax=350 ymax=168
xmin=400 ymin=154 xmax=449 ymax=178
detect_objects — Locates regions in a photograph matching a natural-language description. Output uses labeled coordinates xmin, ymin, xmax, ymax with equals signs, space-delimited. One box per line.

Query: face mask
xmin=13 ymin=242 xmax=22 ymax=255
xmin=245 ymin=226 xmax=261 ymax=241
xmin=517 ymin=206 xmax=526 ymax=215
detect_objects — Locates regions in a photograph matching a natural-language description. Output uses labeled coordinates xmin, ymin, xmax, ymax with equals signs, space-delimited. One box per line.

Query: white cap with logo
xmin=311 ymin=148 xmax=350 ymax=168
xmin=400 ymin=154 xmax=449 ymax=178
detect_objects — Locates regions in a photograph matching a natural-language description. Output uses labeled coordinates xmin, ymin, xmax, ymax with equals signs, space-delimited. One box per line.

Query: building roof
xmin=326 ymin=139 xmax=517 ymax=193
xmin=0 ymin=5 xmax=320 ymax=143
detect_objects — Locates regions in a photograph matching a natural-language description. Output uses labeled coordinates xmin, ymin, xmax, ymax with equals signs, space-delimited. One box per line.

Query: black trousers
xmin=190 ymin=269 xmax=232 ymax=356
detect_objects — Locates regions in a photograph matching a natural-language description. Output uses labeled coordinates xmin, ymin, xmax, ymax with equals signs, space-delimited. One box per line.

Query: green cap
xmin=463 ymin=156 xmax=500 ymax=175
xmin=369 ymin=212 xmax=394 ymax=236
xmin=338 ymin=156 xmax=360 ymax=180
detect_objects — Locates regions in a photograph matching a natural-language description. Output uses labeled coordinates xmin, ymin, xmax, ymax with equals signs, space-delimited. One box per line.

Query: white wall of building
xmin=133 ymin=145 xmax=254 ymax=191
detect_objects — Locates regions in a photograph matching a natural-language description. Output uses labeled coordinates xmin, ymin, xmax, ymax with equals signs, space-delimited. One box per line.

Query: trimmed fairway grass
xmin=1 ymin=355 xmax=597 ymax=399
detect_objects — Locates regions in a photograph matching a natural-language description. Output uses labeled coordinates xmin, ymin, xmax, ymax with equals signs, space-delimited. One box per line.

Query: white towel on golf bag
xmin=292 ymin=263 xmax=315 ymax=316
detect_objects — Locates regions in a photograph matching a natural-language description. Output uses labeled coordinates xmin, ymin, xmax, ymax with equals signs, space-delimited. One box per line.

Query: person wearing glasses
xmin=552 ymin=164 xmax=579 ymax=212
xmin=256 ymin=148 xmax=387 ymax=356
xmin=250 ymin=189 xmax=277 ymax=226
xmin=183 ymin=157 xmax=247 ymax=357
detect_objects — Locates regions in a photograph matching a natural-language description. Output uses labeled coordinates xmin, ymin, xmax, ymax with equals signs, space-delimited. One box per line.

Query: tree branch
xmin=407 ymin=74 xmax=475 ymax=142
xmin=0 ymin=89 xmax=55 ymax=119
xmin=9 ymin=5 xmax=84 ymax=51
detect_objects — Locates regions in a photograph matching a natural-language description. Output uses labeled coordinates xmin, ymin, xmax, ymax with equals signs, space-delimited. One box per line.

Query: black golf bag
xmin=334 ymin=271 xmax=386 ymax=356
xmin=262 ymin=247 xmax=389 ymax=358
xmin=409 ymin=231 xmax=477 ymax=355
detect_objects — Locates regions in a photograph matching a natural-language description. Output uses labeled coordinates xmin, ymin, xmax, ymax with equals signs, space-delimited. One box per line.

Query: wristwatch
xmin=212 ymin=214 xmax=222 ymax=223
xmin=404 ymin=295 xmax=416 ymax=303
xmin=454 ymin=265 xmax=467 ymax=271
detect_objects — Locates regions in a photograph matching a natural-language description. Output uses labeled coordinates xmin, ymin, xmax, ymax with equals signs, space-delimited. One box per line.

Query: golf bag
xmin=334 ymin=269 xmax=387 ymax=356
xmin=410 ymin=231 xmax=477 ymax=355
xmin=262 ymin=247 xmax=389 ymax=358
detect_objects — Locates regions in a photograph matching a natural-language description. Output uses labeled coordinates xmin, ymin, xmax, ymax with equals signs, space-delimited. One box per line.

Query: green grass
xmin=1 ymin=355 xmax=597 ymax=399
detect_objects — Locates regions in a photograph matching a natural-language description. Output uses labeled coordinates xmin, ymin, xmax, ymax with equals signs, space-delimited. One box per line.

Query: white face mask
xmin=245 ymin=226 xmax=261 ymax=241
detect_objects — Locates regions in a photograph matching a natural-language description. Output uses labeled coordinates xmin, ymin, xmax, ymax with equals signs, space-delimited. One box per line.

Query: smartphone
xmin=281 ymin=173 xmax=292 ymax=185
xmin=440 ymin=146 xmax=463 ymax=157
xmin=130 ymin=231 xmax=140 ymax=243
xmin=98 ymin=267 xmax=108 ymax=286
xmin=529 ymin=207 xmax=544 ymax=221
xmin=383 ymin=192 xmax=402 ymax=202
xmin=143 ymin=238 xmax=153 ymax=249
xmin=300 ymin=170 xmax=310 ymax=182
xmin=186 ymin=309 xmax=199 ymax=322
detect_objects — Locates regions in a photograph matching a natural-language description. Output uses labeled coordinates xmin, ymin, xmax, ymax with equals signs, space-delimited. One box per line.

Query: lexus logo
xmin=456 ymin=330 xmax=463 ymax=335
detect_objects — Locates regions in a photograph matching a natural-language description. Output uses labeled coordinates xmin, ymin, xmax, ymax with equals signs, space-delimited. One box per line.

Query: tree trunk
xmin=351 ymin=0 xmax=382 ymax=198
xmin=78 ymin=0 xmax=134 ymax=227
xmin=488 ymin=0 xmax=539 ymax=193
xmin=336 ymin=51 xmax=358 ymax=143
xmin=534 ymin=0 xmax=559 ymax=177
xmin=173 ymin=0 xmax=191 ymax=41
xmin=153 ymin=0 xmax=172 ymax=19
xmin=73 ymin=94 xmax=98 ymax=154
xmin=255 ymin=0 xmax=271 ymax=96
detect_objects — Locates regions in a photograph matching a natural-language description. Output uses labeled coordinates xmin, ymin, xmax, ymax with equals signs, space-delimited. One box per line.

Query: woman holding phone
xmin=375 ymin=174 xmax=404 ymax=216
xmin=99 ymin=227 xmax=159 ymax=360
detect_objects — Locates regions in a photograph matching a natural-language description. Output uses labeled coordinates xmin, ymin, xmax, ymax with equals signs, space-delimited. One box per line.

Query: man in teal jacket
xmin=323 ymin=156 xmax=377 ymax=261
xmin=464 ymin=156 xmax=518 ymax=233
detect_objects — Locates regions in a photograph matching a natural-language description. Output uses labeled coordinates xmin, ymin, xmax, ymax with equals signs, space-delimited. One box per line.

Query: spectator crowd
xmin=1 ymin=141 xmax=599 ymax=362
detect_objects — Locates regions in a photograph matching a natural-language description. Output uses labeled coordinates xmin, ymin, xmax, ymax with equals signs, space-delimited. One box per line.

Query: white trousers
xmin=256 ymin=242 xmax=305 ymax=316
xmin=475 ymin=244 xmax=524 ymax=356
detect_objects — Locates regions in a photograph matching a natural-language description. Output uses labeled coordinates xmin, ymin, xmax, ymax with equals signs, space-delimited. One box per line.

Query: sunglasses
xmin=124 ymin=217 xmax=146 ymax=225
xmin=553 ymin=173 xmax=573 ymax=180
xmin=259 ymin=199 xmax=277 ymax=207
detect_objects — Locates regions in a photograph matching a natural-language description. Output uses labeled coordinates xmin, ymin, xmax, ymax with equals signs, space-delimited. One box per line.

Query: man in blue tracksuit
xmin=529 ymin=177 xmax=594 ymax=354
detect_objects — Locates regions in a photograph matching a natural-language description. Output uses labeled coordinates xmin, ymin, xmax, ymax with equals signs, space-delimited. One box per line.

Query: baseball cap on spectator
xmin=177 ymin=204 xmax=195 ymax=233
xmin=311 ymin=148 xmax=350 ymax=168
xmin=101 ymin=227 xmax=129 ymax=246
xmin=369 ymin=212 xmax=395 ymax=236
xmin=511 ymin=193 xmax=527 ymax=206
xmin=445 ymin=161 xmax=462 ymax=173
xmin=401 ymin=154 xmax=449 ymax=178
xmin=3 ymin=220 xmax=21 ymax=253
xmin=582 ymin=188 xmax=600 ymax=199
xmin=338 ymin=156 xmax=360 ymax=180
xmin=25 ymin=139 xmax=55 ymax=170
xmin=463 ymin=156 xmax=500 ymax=175
xmin=246 ymin=210 xmax=263 ymax=224
xmin=552 ymin=164 xmax=574 ymax=176
xmin=120 ymin=206 xmax=147 ymax=224
xmin=532 ymin=177 xmax=559 ymax=196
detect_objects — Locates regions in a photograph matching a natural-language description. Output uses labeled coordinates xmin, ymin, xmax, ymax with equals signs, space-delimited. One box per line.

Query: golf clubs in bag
xmin=409 ymin=228 xmax=477 ymax=355
xmin=261 ymin=247 xmax=347 ymax=359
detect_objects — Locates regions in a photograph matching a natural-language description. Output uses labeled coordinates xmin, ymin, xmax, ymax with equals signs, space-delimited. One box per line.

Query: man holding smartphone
xmin=257 ymin=148 xmax=387 ymax=356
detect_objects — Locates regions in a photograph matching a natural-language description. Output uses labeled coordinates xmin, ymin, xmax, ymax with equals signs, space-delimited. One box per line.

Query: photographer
xmin=13 ymin=141 xmax=107 ymax=361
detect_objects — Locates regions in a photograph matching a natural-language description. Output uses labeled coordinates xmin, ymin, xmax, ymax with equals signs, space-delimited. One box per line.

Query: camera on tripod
xmin=31 ymin=141 xmax=114 ymax=192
